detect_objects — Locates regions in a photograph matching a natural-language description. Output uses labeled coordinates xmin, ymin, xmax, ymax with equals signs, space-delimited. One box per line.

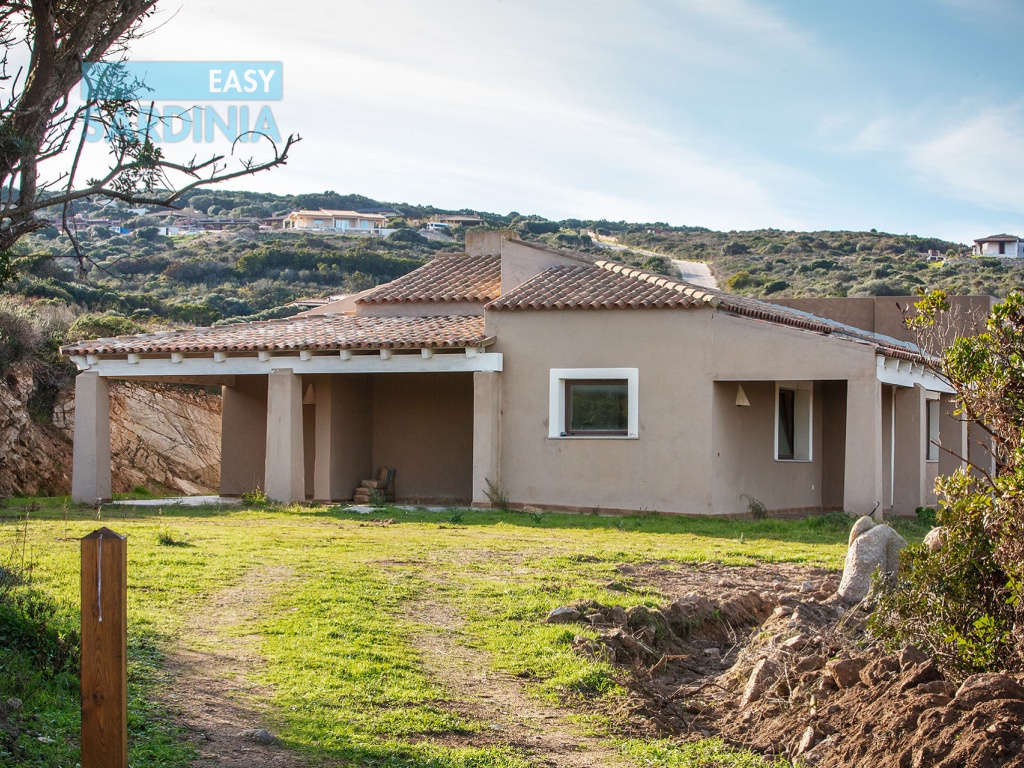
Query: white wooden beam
xmin=76 ymin=351 xmax=504 ymax=378
xmin=380 ymin=349 xmax=392 ymax=360
xmin=258 ymin=351 xmax=271 ymax=362
xmin=339 ymin=349 xmax=352 ymax=361
xmin=170 ymin=352 xmax=184 ymax=364
xmin=127 ymin=353 xmax=140 ymax=365
xmin=875 ymin=355 xmax=953 ymax=393
xmin=420 ymin=348 xmax=433 ymax=359
xmin=214 ymin=351 xmax=227 ymax=363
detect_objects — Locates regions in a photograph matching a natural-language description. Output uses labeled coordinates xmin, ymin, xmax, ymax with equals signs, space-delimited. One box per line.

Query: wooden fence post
xmin=80 ymin=527 xmax=127 ymax=768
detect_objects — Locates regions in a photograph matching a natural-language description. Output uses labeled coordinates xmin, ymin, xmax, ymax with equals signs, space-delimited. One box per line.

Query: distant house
xmin=283 ymin=209 xmax=387 ymax=234
xmin=432 ymin=213 xmax=485 ymax=228
xmin=972 ymin=234 xmax=1023 ymax=257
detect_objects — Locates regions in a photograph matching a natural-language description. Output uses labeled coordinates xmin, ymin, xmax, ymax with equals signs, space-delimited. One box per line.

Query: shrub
xmin=870 ymin=291 xmax=1024 ymax=680
xmin=0 ymin=301 xmax=39 ymax=374
xmin=65 ymin=313 xmax=141 ymax=343
xmin=725 ymin=271 xmax=758 ymax=291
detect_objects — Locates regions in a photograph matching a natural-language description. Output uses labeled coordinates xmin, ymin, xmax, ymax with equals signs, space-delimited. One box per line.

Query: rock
xmin=782 ymin=633 xmax=807 ymax=652
xmin=825 ymin=658 xmax=867 ymax=689
xmin=837 ymin=524 xmax=908 ymax=604
xmin=899 ymin=645 xmax=929 ymax=669
xmin=545 ymin=606 xmax=580 ymax=624
xmin=5 ymin=698 xmax=22 ymax=711
xmin=819 ymin=580 xmax=838 ymax=596
xmin=608 ymin=605 xmax=628 ymax=626
xmin=859 ymin=657 xmax=900 ymax=687
xmin=848 ymin=515 xmax=876 ymax=545
xmin=773 ymin=605 xmax=795 ymax=618
xmin=741 ymin=658 xmax=782 ymax=708
xmin=772 ymin=582 xmax=784 ymax=591
xmin=923 ymin=526 xmax=946 ymax=552
xmin=799 ymin=580 xmax=815 ymax=593
xmin=796 ymin=725 xmax=818 ymax=755
xmin=585 ymin=612 xmax=608 ymax=625
xmin=916 ymin=680 xmax=956 ymax=697
xmin=240 ymin=728 xmax=278 ymax=745
xmin=794 ymin=654 xmax=826 ymax=673
xmin=954 ymin=673 xmax=1024 ymax=706
xmin=898 ymin=660 xmax=944 ymax=693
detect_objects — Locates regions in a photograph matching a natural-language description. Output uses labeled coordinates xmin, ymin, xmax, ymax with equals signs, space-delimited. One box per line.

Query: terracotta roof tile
xmin=61 ymin=315 xmax=486 ymax=356
xmin=485 ymin=262 xmax=705 ymax=310
xmin=487 ymin=260 xmax=923 ymax=360
xmin=358 ymin=253 xmax=501 ymax=304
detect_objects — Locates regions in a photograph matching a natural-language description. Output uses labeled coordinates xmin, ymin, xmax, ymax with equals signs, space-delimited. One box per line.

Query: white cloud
xmin=89 ymin=0 xmax=818 ymax=229
xmin=905 ymin=106 xmax=1024 ymax=212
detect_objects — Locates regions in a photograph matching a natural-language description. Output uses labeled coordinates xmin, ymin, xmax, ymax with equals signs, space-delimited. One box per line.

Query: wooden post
xmin=80 ymin=527 xmax=127 ymax=768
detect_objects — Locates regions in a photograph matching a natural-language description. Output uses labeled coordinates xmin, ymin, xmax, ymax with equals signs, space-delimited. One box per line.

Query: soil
xmin=551 ymin=560 xmax=1024 ymax=767
xmin=157 ymin=566 xmax=311 ymax=768
xmin=155 ymin=556 xmax=1024 ymax=767
xmin=406 ymin=598 xmax=631 ymax=767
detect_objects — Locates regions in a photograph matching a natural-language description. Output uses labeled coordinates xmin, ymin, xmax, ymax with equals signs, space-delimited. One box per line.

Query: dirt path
xmin=592 ymin=238 xmax=718 ymax=289
xmin=407 ymin=598 xmax=631 ymax=768
xmin=158 ymin=566 xmax=310 ymax=768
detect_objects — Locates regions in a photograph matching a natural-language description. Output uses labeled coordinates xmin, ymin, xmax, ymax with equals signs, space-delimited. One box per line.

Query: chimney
xmin=465 ymin=230 xmax=509 ymax=257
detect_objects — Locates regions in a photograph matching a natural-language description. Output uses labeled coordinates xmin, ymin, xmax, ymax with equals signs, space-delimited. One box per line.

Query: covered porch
xmin=711 ymin=355 xmax=966 ymax=517
xmin=65 ymin=317 xmax=503 ymax=505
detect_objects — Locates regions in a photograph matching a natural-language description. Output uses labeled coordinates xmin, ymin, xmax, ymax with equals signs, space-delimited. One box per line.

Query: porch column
xmin=891 ymin=384 xmax=926 ymax=515
xmin=938 ymin=393 xmax=967 ymax=480
xmin=843 ymin=375 xmax=883 ymax=516
xmin=472 ymin=371 xmax=502 ymax=506
xmin=71 ymin=372 xmax=112 ymax=504
xmin=265 ymin=369 xmax=305 ymax=503
xmin=313 ymin=375 xmax=372 ymax=502
xmin=220 ymin=378 xmax=267 ymax=496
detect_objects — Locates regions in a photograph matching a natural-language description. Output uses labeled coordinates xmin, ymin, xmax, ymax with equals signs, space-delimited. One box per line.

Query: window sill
xmin=549 ymin=434 xmax=639 ymax=440
xmin=774 ymin=458 xmax=813 ymax=463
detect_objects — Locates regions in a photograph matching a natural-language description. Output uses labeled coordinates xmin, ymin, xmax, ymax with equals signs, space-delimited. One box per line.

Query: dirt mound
xmin=552 ymin=562 xmax=1024 ymax=766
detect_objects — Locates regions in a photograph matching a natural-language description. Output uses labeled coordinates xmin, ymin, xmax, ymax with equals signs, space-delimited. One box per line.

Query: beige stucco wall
xmin=773 ymin=295 xmax=996 ymax=343
xmin=220 ymin=376 xmax=267 ymax=496
xmin=311 ymin=374 xmax=373 ymax=502
xmin=485 ymin=307 xmax=885 ymax=515
xmin=498 ymin=238 xmax=587 ymax=295
xmin=710 ymin=380 xmax=825 ymax=515
xmin=371 ymin=372 xmax=474 ymax=501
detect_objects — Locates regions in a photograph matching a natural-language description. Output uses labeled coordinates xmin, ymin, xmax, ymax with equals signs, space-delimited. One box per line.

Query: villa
xmin=62 ymin=232 xmax=984 ymax=517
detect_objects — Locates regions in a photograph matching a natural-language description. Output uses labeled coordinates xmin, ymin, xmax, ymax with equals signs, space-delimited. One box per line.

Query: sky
xmin=62 ymin=0 xmax=1024 ymax=243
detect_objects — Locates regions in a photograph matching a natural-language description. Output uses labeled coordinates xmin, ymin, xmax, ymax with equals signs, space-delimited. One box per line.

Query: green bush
xmin=65 ymin=313 xmax=141 ymax=343
xmin=725 ymin=271 xmax=758 ymax=291
xmin=0 ymin=301 xmax=39 ymax=374
xmin=870 ymin=291 xmax=1024 ymax=680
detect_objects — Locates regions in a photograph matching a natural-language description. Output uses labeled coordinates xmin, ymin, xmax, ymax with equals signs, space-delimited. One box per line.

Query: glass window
xmin=567 ymin=379 xmax=628 ymax=436
xmin=777 ymin=388 xmax=796 ymax=460
xmin=776 ymin=383 xmax=812 ymax=461
xmin=927 ymin=398 xmax=940 ymax=462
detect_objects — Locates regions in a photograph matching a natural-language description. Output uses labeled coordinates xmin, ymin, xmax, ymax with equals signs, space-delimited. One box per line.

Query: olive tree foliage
xmin=870 ymin=290 xmax=1024 ymax=680
xmin=0 ymin=1 xmax=298 ymax=283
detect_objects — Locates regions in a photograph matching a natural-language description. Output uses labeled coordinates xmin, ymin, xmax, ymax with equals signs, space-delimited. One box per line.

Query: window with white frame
xmin=926 ymin=396 xmax=940 ymax=462
xmin=775 ymin=381 xmax=812 ymax=461
xmin=549 ymin=368 xmax=639 ymax=438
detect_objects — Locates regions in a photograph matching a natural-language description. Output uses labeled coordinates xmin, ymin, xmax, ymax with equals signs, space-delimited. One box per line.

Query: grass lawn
xmin=0 ymin=498 xmax=929 ymax=767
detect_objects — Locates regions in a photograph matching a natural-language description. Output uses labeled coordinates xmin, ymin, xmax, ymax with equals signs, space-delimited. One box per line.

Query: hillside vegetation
xmin=614 ymin=227 xmax=1024 ymax=299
